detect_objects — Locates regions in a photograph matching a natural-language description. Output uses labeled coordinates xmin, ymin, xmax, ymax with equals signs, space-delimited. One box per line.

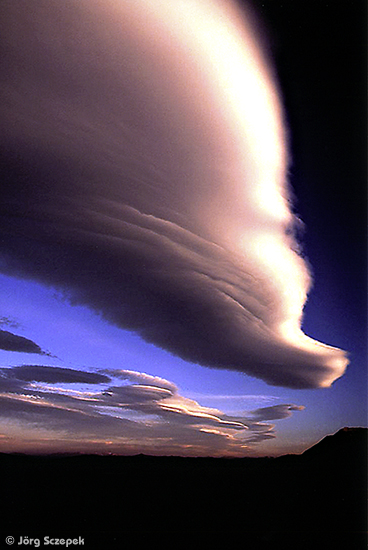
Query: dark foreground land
xmin=0 ymin=428 xmax=366 ymax=546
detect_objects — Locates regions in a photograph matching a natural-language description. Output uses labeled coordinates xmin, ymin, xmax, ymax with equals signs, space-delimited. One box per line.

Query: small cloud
xmin=249 ymin=404 xmax=306 ymax=422
xmin=103 ymin=369 xmax=178 ymax=393
xmin=103 ymin=383 xmax=174 ymax=405
xmin=245 ymin=432 xmax=276 ymax=444
xmin=0 ymin=329 xmax=45 ymax=355
xmin=2 ymin=365 xmax=111 ymax=385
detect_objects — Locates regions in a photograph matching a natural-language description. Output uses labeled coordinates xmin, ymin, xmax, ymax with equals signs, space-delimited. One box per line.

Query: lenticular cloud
xmin=0 ymin=0 xmax=348 ymax=388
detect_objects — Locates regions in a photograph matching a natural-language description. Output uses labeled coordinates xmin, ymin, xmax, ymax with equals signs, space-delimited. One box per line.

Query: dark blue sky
xmin=254 ymin=0 xmax=367 ymax=419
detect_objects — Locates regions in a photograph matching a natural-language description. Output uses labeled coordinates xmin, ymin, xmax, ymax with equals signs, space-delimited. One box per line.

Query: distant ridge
xmin=0 ymin=427 xmax=368 ymax=462
xmin=0 ymin=426 xmax=366 ymax=460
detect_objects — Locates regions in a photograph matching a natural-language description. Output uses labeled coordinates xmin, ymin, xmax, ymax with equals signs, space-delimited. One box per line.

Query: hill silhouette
xmin=0 ymin=428 xmax=366 ymax=545
xmin=301 ymin=426 xmax=366 ymax=460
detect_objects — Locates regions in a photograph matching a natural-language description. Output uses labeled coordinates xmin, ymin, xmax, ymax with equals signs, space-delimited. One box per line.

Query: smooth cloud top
xmin=6 ymin=365 xmax=110 ymax=385
xmin=0 ymin=330 xmax=46 ymax=355
xmin=0 ymin=0 xmax=348 ymax=388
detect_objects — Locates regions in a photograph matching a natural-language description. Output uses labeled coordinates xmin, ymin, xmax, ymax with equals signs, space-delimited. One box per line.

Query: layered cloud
xmin=0 ymin=0 xmax=348 ymax=388
xmin=0 ymin=365 xmax=303 ymax=456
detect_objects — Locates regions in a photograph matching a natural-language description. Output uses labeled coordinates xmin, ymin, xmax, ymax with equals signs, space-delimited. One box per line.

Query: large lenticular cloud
xmin=0 ymin=0 xmax=348 ymax=388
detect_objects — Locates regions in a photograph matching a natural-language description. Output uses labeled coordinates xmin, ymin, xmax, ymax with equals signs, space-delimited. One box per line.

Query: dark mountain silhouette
xmin=0 ymin=428 xmax=366 ymax=546
xmin=301 ymin=426 xmax=366 ymax=461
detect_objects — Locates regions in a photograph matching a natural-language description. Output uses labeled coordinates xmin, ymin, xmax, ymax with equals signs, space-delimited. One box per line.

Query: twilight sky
xmin=0 ymin=0 xmax=366 ymax=456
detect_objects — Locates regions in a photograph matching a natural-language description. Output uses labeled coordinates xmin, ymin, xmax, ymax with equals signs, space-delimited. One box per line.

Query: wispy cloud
xmin=0 ymin=0 xmax=347 ymax=388
xmin=0 ymin=317 xmax=20 ymax=329
xmin=0 ymin=366 xmax=303 ymax=456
